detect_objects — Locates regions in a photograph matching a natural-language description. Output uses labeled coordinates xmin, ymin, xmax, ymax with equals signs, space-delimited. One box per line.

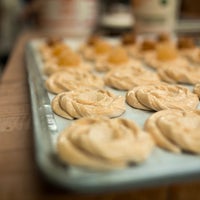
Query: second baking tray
xmin=25 ymin=38 xmax=200 ymax=193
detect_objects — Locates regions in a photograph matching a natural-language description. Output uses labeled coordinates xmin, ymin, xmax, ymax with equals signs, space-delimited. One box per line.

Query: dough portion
xmin=105 ymin=65 xmax=161 ymax=90
xmin=187 ymin=48 xmax=200 ymax=64
xmin=39 ymin=41 xmax=91 ymax=76
xmin=95 ymin=58 xmax=142 ymax=72
xmin=144 ymin=109 xmax=200 ymax=153
xmin=95 ymin=46 xmax=142 ymax=72
xmin=193 ymin=83 xmax=200 ymax=98
xmin=52 ymin=89 xmax=126 ymax=119
xmin=158 ymin=65 xmax=200 ymax=84
xmin=144 ymin=42 xmax=190 ymax=69
xmin=128 ymin=39 xmax=156 ymax=60
xmin=176 ymin=37 xmax=199 ymax=60
xmin=126 ymin=84 xmax=199 ymax=111
xmin=45 ymin=69 xmax=104 ymax=94
xmin=57 ymin=117 xmax=155 ymax=170
xmin=43 ymin=61 xmax=91 ymax=76
xmin=79 ymin=39 xmax=112 ymax=61
xmin=145 ymin=52 xmax=189 ymax=69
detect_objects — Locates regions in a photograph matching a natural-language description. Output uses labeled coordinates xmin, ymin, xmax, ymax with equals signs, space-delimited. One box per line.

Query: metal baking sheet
xmin=25 ymin=38 xmax=200 ymax=193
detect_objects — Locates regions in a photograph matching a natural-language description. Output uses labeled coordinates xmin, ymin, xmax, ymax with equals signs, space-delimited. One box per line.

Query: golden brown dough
xmin=39 ymin=40 xmax=92 ymax=76
xmin=186 ymin=48 xmax=200 ymax=64
xmin=52 ymin=89 xmax=126 ymax=119
xmin=140 ymin=40 xmax=156 ymax=51
xmin=145 ymin=109 xmax=200 ymax=153
xmin=105 ymin=65 xmax=161 ymax=90
xmin=156 ymin=33 xmax=170 ymax=43
xmin=45 ymin=69 xmax=104 ymax=94
xmin=158 ymin=65 xmax=200 ymax=84
xmin=145 ymin=42 xmax=189 ymax=69
xmin=126 ymin=84 xmax=199 ymax=111
xmin=79 ymin=39 xmax=112 ymax=61
xmin=193 ymin=83 xmax=200 ymax=98
xmin=57 ymin=117 xmax=155 ymax=170
xmin=121 ymin=32 xmax=137 ymax=45
xmin=176 ymin=37 xmax=200 ymax=61
xmin=95 ymin=46 xmax=142 ymax=72
xmin=128 ymin=39 xmax=156 ymax=60
xmin=177 ymin=37 xmax=195 ymax=50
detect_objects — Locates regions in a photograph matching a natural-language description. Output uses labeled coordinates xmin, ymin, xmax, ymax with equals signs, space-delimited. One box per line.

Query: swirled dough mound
xmin=79 ymin=39 xmax=112 ymax=61
xmin=39 ymin=40 xmax=71 ymax=62
xmin=95 ymin=46 xmax=142 ymax=72
xmin=104 ymin=65 xmax=161 ymax=90
xmin=144 ymin=109 xmax=200 ymax=153
xmin=45 ymin=69 xmax=104 ymax=94
xmin=193 ymin=83 xmax=200 ymax=98
xmin=57 ymin=117 xmax=155 ymax=170
xmin=176 ymin=37 xmax=200 ymax=64
xmin=128 ymin=39 xmax=156 ymax=59
xmin=43 ymin=51 xmax=91 ymax=76
xmin=145 ymin=43 xmax=189 ymax=69
xmin=120 ymin=32 xmax=140 ymax=58
xmin=52 ymin=89 xmax=126 ymax=119
xmin=158 ymin=65 xmax=200 ymax=84
xmin=126 ymin=84 xmax=199 ymax=111
xmin=39 ymin=40 xmax=91 ymax=76
xmin=187 ymin=48 xmax=200 ymax=64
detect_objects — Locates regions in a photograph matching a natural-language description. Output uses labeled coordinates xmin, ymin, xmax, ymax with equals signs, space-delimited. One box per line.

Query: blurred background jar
xmin=131 ymin=0 xmax=179 ymax=34
xmin=33 ymin=0 xmax=99 ymax=38
xmin=98 ymin=0 xmax=134 ymax=36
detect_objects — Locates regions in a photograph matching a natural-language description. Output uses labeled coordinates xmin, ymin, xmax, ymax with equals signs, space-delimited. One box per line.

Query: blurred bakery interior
xmin=0 ymin=0 xmax=200 ymax=73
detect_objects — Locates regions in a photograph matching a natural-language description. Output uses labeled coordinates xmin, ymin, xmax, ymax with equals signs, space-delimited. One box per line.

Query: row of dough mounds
xmin=37 ymin=34 xmax=200 ymax=170
xmin=42 ymin=34 xmax=200 ymax=90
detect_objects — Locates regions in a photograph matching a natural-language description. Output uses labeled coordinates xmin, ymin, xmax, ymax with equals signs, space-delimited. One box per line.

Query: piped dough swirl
xmin=45 ymin=69 xmax=104 ymax=94
xmin=158 ymin=65 xmax=200 ymax=84
xmin=144 ymin=109 xmax=200 ymax=153
xmin=105 ymin=65 xmax=161 ymax=90
xmin=193 ymin=83 xmax=200 ymax=98
xmin=126 ymin=84 xmax=199 ymax=111
xmin=57 ymin=117 xmax=155 ymax=170
xmin=145 ymin=52 xmax=189 ymax=69
xmin=52 ymin=89 xmax=126 ymax=119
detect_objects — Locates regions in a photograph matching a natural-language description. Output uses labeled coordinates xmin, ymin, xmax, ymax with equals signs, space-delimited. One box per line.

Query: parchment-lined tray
xmin=25 ymin=38 xmax=200 ymax=193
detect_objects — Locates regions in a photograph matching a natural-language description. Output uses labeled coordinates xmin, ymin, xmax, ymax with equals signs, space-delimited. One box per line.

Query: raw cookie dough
xmin=57 ymin=117 xmax=155 ymax=170
xmin=39 ymin=41 xmax=91 ymax=76
xmin=45 ymin=69 xmax=104 ymax=94
xmin=95 ymin=46 xmax=142 ymax=72
xmin=79 ymin=39 xmax=112 ymax=61
xmin=52 ymin=89 xmax=126 ymax=119
xmin=177 ymin=36 xmax=199 ymax=59
xmin=145 ymin=42 xmax=189 ymax=69
xmin=105 ymin=65 xmax=161 ymax=90
xmin=158 ymin=64 xmax=200 ymax=84
xmin=144 ymin=109 xmax=200 ymax=153
xmin=126 ymin=83 xmax=199 ymax=111
xmin=193 ymin=83 xmax=200 ymax=98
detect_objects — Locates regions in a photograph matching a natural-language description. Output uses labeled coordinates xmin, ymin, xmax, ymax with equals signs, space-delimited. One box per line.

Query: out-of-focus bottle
xmin=37 ymin=0 xmax=99 ymax=37
xmin=132 ymin=0 xmax=179 ymax=34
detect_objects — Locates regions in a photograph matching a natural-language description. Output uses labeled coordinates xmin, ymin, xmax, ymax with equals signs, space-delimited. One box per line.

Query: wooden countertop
xmin=0 ymin=30 xmax=200 ymax=200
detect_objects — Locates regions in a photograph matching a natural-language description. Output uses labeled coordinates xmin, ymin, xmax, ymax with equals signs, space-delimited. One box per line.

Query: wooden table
xmin=1 ymin=30 xmax=200 ymax=200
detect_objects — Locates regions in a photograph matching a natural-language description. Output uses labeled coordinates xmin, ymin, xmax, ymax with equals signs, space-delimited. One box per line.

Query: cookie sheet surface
xmin=26 ymin=38 xmax=200 ymax=192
